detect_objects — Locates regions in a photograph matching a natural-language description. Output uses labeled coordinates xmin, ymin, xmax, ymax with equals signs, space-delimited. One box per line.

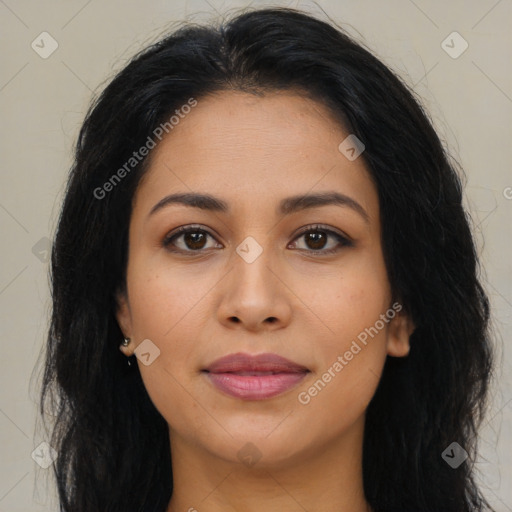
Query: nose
xmin=216 ymin=245 xmax=293 ymax=333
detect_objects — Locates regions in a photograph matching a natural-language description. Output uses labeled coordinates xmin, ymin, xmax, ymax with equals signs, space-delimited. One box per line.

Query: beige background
xmin=0 ymin=0 xmax=511 ymax=510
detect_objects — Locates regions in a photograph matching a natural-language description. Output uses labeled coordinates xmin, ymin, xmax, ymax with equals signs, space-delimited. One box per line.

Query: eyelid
xmin=291 ymin=224 xmax=351 ymax=244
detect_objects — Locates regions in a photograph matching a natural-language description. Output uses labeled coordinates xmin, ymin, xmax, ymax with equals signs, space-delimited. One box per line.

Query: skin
xmin=116 ymin=90 xmax=415 ymax=512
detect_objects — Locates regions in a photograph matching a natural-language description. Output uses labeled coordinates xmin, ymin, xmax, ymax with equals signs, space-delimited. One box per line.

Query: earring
xmin=120 ymin=337 xmax=135 ymax=370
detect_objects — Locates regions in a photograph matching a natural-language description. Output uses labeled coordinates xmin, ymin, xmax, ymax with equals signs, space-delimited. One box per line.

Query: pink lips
xmin=203 ymin=352 xmax=309 ymax=400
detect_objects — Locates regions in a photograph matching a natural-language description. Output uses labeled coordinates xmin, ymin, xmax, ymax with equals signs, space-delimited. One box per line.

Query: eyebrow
xmin=149 ymin=191 xmax=369 ymax=223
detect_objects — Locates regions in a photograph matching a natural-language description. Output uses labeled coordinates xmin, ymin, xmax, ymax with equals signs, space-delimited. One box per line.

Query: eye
xmin=163 ymin=225 xmax=221 ymax=253
xmin=163 ymin=224 xmax=352 ymax=255
xmin=288 ymin=225 xmax=352 ymax=254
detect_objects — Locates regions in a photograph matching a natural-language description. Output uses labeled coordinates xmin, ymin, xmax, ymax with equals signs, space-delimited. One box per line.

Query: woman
xmin=39 ymin=6 xmax=495 ymax=512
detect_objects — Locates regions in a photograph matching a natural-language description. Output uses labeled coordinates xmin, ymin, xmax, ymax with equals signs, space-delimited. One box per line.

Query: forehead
xmin=152 ymin=90 xmax=347 ymax=156
xmin=133 ymin=90 xmax=378 ymax=224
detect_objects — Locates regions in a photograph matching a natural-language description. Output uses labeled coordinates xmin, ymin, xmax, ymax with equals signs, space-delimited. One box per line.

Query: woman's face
xmin=117 ymin=90 xmax=413 ymax=468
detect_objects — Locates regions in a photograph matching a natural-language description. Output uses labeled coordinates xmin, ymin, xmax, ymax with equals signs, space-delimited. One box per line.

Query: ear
xmin=115 ymin=289 xmax=133 ymax=356
xmin=386 ymin=304 xmax=415 ymax=358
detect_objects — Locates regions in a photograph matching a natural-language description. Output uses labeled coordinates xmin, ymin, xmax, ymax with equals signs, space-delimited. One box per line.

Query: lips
xmin=204 ymin=352 xmax=309 ymax=374
xmin=203 ymin=352 xmax=309 ymax=400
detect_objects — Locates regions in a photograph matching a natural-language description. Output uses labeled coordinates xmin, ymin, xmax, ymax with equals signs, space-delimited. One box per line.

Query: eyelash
xmin=162 ymin=224 xmax=352 ymax=255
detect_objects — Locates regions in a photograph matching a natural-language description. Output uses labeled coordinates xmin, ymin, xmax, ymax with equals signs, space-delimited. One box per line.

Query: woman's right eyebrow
xmin=149 ymin=192 xmax=228 ymax=216
xmin=148 ymin=191 xmax=369 ymax=224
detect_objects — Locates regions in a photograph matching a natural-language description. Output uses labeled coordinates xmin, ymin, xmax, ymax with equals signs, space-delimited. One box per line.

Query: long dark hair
xmin=37 ymin=6 xmax=495 ymax=511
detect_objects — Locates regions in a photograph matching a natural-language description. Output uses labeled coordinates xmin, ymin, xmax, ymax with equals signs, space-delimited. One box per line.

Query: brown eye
xmin=290 ymin=225 xmax=352 ymax=255
xmin=183 ymin=231 xmax=207 ymax=250
xmin=163 ymin=226 xmax=221 ymax=253
xmin=304 ymin=231 xmax=328 ymax=250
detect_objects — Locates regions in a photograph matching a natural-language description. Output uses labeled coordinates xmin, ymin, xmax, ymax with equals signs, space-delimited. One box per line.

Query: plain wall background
xmin=0 ymin=0 xmax=511 ymax=510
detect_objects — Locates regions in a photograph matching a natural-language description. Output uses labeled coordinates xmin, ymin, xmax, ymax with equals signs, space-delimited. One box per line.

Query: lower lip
xmin=204 ymin=372 xmax=308 ymax=400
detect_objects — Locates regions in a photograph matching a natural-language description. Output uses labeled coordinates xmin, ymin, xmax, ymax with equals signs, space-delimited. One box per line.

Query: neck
xmin=166 ymin=415 xmax=372 ymax=512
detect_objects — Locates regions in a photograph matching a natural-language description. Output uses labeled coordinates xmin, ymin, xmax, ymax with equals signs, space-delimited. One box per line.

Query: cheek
xmin=295 ymin=250 xmax=391 ymax=409
xmin=125 ymin=265 xmax=211 ymax=429
xmin=302 ymin=251 xmax=391 ymax=354
xmin=295 ymin=287 xmax=390 ymax=439
xmin=126 ymin=256 xmax=214 ymax=342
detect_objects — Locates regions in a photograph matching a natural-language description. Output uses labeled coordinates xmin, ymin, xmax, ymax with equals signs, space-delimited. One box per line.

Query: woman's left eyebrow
xmin=148 ymin=191 xmax=369 ymax=224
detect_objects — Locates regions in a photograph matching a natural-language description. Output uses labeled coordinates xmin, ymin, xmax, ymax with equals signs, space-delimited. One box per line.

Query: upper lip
xmin=203 ymin=352 xmax=309 ymax=374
